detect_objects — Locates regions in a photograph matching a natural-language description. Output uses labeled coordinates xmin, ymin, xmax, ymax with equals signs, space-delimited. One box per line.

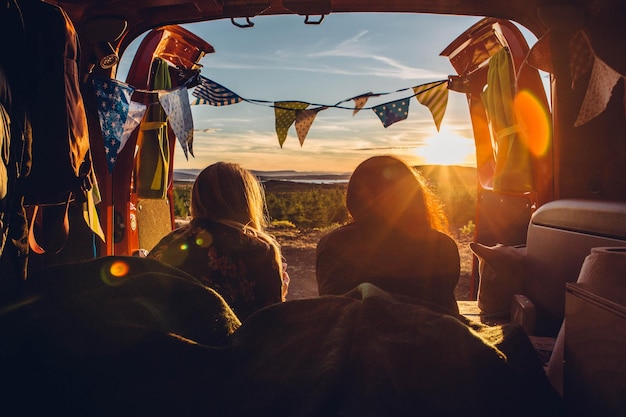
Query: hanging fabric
xmin=481 ymin=49 xmax=533 ymax=193
xmin=136 ymin=58 xmax=171 ymax=199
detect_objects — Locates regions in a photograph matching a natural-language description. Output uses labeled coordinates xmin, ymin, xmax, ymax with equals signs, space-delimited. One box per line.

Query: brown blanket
xmin=0 ymin=257 xmax=563 ymax=416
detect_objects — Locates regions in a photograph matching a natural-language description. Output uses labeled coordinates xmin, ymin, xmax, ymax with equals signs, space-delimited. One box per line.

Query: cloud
xmin=200 ymin=29 xmax=446 ymax=80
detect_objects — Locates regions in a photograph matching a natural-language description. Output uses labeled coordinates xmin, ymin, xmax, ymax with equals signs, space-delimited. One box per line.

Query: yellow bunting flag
xmin=274 ymin=101 xmax=309 ymax=147
xmin=295 ymin=107 xmax=327 ymax=146
xmin=412 ymin=81 xmax=449 ymax=131
xmin=82 ymin=174 xmax=105 ymax=242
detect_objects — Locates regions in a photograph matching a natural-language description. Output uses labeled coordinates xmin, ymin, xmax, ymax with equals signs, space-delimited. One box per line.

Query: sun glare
xmin=414 ymin=128 xmax=476 ymax=166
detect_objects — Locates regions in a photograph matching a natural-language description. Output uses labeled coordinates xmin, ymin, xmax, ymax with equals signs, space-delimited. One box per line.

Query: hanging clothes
xmin=136 ymin=58 xmax=172 ymax=199
xmin=481 ymin=48 xmax=533 ymax=193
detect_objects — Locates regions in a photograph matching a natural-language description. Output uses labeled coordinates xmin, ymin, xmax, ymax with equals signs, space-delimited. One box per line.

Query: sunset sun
xmin=414 ymin=128 xmax=476 ymax=166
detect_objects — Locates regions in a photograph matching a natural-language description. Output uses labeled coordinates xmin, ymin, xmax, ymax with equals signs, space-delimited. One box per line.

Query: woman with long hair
xmin=149 ymin=162 xmax=288 ymax=320
xmin=316 ymin=155 xmax=460 ymax=313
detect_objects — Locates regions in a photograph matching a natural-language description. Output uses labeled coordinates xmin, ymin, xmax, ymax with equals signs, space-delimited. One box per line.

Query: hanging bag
xmin=17 ymin=0 xmax=92 ymax=254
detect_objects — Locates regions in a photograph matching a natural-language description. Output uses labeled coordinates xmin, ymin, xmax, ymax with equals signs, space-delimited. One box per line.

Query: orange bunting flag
xmin=569 ymin=31 xmax=594 ymax=89
xmin=574 ymin=56 xmax=622 ymax=127
xmin=274 ymin=101 xmax=310 ymax=147
xmin=352 ymin=93 xmax=373 ymax=116
xmin=412 ymin=81 xmax=449 ymax=131
xmin=295 ymin=107 xmax=327 ymax=146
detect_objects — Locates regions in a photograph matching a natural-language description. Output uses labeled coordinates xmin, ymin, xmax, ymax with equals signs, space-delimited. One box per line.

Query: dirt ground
xmin=272 ymin=227 xmax=474 ymax=302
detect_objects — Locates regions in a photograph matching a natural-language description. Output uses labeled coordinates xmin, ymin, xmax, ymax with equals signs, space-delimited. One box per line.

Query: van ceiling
xmin=52 ymin=0 xmax=624 ymax=77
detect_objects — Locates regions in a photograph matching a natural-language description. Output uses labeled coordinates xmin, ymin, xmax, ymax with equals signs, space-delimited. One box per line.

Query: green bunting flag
xmin=274 ymin=101 xmax=310 ymax=147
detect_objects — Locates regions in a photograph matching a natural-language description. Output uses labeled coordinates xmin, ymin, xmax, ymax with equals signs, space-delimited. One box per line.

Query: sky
xmin=117 ymin=13 xmax=538 ymax=174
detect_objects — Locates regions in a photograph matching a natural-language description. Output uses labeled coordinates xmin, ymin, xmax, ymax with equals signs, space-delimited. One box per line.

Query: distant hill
xmin=257 ymin=165 xmax=477 ymax=194
xmin=173 ymin=169 xmax=351 ymax=184
xmin=174 ymin=165 xmax=475 ymax=186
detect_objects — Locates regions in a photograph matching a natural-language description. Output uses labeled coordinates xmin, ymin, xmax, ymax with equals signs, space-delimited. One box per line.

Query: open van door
xmin=97 ymin=26 xmax=214 ymax=257
xmin=441 ymin=18 xmax=552 ymax=296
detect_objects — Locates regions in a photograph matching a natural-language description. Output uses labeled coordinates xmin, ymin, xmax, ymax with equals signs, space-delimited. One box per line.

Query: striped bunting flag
xmin=413 ymin=81 xmax=449 ymax=131
xmin=192 ymin=76 xmax=244 ymax=106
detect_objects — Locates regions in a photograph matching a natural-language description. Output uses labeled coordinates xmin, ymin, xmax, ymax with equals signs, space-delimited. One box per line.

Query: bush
xmin=173 ymin=185 xmax=192 ymax=218
xmin=266 ymin=187 xmax=348 ymax=229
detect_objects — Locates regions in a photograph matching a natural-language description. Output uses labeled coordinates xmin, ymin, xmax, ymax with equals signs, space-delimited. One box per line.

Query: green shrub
xmin=173 ymin=185 xmax=192 ymax=218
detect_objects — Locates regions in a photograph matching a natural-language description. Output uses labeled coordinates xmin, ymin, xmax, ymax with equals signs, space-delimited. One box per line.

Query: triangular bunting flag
xmin=274 ymin=101 xmax=310 ymax=147
xmin=352 ymin=93 xmax=373 ymax=116
xmin=92 ymin=77 xmax=135 ymax=173
xmin=192 ymin=76 xmax=244 ymax=106
xmin=569 ymin=31 xmax=594 ymax=89
xmin=413 ymin=81 xmax=449 ymax=131
xmin=372 ymin=98 xmax=410 ymax=128
xmin=295 ymin=107 xmax=327 ymax=146
xmin=159 ymin=87 xmax=194 ymax=159
xmin=574 ymin=56 xmax=622 ymax=127
xmin=120 ymin=101 xmax=147 ymax=154
xmin=527 ymin=32 xmax=553 ymax=73
xmin=82 ymin=177 xmax=105 ymax=242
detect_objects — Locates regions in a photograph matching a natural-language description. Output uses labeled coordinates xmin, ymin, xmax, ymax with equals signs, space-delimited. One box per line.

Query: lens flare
xmin=109 ymin=260 xmax=130 ymax=277
xmin=195 ymin=230 xmax=213 ymax=247
xmin=514 ymin=90 xmax=551 ymax=157
xmin=101 ymin=260 xmax=131 ymax=285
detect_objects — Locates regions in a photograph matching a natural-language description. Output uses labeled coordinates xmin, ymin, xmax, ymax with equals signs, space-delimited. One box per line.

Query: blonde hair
xmin=346 ymin=155 xmax=449 ymax=235
xmin=191 ymin=161 xmax=281 ymax=253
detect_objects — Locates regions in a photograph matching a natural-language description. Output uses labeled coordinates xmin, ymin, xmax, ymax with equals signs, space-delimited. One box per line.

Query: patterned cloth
xmin=372 ymin=98 xmax=410 ymax=127
xmin=148 ymin=218 xmax=283 ymax=320
xmin=92 ymin=77 xmax=135 ymax=173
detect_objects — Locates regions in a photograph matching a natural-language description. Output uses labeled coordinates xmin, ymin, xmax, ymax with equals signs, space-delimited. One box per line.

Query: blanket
xmin=0 ymin=257 xmax=563 ymax=416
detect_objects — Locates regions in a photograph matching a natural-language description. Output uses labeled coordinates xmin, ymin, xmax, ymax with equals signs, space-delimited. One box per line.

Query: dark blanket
xmin=0 ymin=257 xmax=563 ymax=416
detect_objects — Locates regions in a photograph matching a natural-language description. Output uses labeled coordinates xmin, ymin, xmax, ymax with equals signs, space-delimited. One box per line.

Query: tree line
xmin=173 ymin=170 xmax=476 ymax=232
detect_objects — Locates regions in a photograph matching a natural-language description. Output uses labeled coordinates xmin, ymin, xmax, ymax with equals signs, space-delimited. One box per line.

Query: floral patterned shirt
xmin=148 ymin=218 xmax=283 ymax=321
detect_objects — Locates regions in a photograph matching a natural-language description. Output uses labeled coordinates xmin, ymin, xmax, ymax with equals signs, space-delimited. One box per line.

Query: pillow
xmin=469 ymin=242 xmax=527 ymax=316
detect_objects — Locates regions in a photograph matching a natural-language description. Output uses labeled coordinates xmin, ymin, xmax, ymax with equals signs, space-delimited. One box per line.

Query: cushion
xmin=470 ymin=242 xmax=527 ymax=316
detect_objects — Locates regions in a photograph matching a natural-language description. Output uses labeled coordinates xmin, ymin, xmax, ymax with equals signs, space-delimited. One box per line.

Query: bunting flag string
xmin=92 ymin=75 xmax=450 ymax=155
xmin=92 ymin=77 xmax=135 ymax=173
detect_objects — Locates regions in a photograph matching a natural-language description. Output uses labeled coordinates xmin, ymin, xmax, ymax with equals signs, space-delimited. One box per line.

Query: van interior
xmin=1 ymin=1 xmax=625 ymax=416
